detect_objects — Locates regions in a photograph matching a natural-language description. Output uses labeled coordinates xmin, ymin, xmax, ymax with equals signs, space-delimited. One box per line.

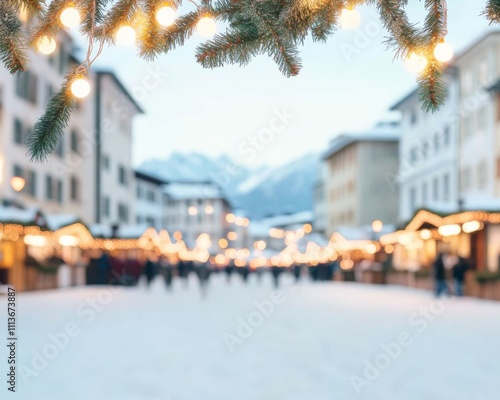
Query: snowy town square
xmin=3 ymin=1 xmax=500 ymax=399
xmin=9 ymin=274 xmax=500 ymax=400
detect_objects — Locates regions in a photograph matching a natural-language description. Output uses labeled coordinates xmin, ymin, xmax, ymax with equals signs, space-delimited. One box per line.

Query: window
xmin=59 ymin=46 xmax=67 ymax=75
xmin=443 ymin=174 xmax=450 ymax=200
xmin=70 ymin=176 xmax=79 ymax=201
xmin=15 ymin=71 xmax=38 ymax=104
xmin=102 ymin=155 xmax=110 ymax=170
xmin=45 ymin=175 xmax=54 ymax=200
xmin=410 ymin=187 xmax=417 ymax=211
xmin=27 ymin=170 xmax=36 ymax=197
xmin=146 ymin=190 xmax=155 ymax=202
xmin=118 ymin=165 xmax=127 ymax=186
xmin=118 ymin=203 xmax=129 ymax=223
xmin=463 ymin=116 xmax=473 ymax=139
xmin=70 ymin=130 xmax=79 ymax=154
xmin=103 ymin=197 xmax=110 ymax=217
xmin=443 ymin=126 xmax=450 ymax=147
xmin=56 ymin=179 xmax=63 ymax=204
xmin=55 ymin=137 xmax=64 ymax=158
xmin=410 ymin=109 xmax=417 ymax=125
xmin=137 ymin=186 xmax=142 ymax=199
xmin=477 ymin=107 xmax=487 ymax=132
xmin=14 ymin=119 xmax=23 ymax=144
xmin=433 ymin=178 xmax=439 ymax=201
xmin=479 ymin=60 xmax=488 ymax=86
xmin=13 ymin=165 xmax=23 ymax=179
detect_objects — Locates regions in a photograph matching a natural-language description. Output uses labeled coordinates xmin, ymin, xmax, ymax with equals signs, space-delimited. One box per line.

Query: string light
xmin=404 ymin=52 xmax=428 ymax=74
xmin=115 ymin=25 xmax=136 ymax=45
xmin=70 ymin=77 xmax=91 ymax=99
xmin=10 ymin=176 xmax=26 ymax=192
xmin=60 ymin=6 xmax=81 ymax=28
xmin=434 ymin=40 xmax=454 ymax=63
xmin=37 ymin=36 xmax=57 ymax=55
xmin=339 ymin=8 xmax=361 ymax=29
xmin=156 ymin=6 xmax=177 ymax=27
xmin=196 ymin=16 xmax=217 ymax=37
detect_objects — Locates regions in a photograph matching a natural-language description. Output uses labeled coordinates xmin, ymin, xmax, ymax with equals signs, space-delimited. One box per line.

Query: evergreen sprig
xmin=484 ymin=0 xmax=500 ymax=23
xmin=0 ymin=2 xmax=28 ymax=73
xmin=26 ymin=70 xmax=77 ymax=163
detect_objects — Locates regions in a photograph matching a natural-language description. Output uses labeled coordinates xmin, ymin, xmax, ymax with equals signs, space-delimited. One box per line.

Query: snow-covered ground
xmin=5 ymin=274 xmax=500 ymax=400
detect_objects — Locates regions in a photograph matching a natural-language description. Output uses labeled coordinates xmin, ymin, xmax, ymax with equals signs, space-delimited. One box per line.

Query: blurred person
xmin=452 ymin=254 xmax=470 ymax=297
xmin=143 ymin=256 xmax=158 ymax=288
xmin=195 ymin=262 xmax=211 ymax=298
xmin=271 ymin=266 xmax=281 ymax=288
xmin=161 ymin=256 xmax=175 ymax=291
xmin=293 ymin=264 xmax=301 ymax=282
xmin=434 ymin=252 xmax=452 ymax=297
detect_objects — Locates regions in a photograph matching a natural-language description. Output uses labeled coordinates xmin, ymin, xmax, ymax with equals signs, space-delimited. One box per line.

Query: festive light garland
xmin=1 ymin=0 xmax=497 ymax=162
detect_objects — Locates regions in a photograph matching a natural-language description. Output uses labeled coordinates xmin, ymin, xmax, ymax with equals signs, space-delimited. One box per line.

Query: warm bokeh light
xmin=420 ymin=229 xmax=432 ymax=240
xmin=226 ymin=213 xmax=235 ymax=223
xmin=372 ymin=220 xmax=383 ymax=233
xmin=404 ymin=52 xmax=428 ymax=74
xmin=10 ymin=176 xmax=25 ymax=192
xmin=218 ymin=238 xmax=228 ymax=249
xmin=70 ymin=77 xmax=91 ymax=99
xmin=196 ymin=16 xmax=217 ymax=37
xmin=303 ymin=224 xmax=312 ymax=234
xmin=339 ymin=8 xmax=361 ymax=29
xmin=205 ymin=205 xmax=214 ymax=214
xmin=384 ymin=244 xmax=394 ymax=254
xmin=227 ymin=231 xmax=237 ymax=241
xmin=37 ymin=36 xmax=57 ymax=55
xmin=115 ymin=25 xmax=136 ymax=45
xmin=156 ymin=6 xmax=177 ymax=27
xmin=188 ymin=206 xmax=198 ymax=216
xmin=60 ymin=7 xmax=81 ymax=28
xmin=462 ymin=220 xmax=483 ymax=234
xmin=438 ymin=224 xmax=461 ymax=237
xmin=254 ymin=240 xmax=266 ymax=250
xmin=173 ymin=231 xmax=182 ymax=241
xmin=434 ymin=41 xmax=454 ymax=63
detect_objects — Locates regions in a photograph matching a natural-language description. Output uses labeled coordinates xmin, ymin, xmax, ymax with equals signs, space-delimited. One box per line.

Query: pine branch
xmin=196 ymin=29 xmax=261 ymax=68
xmin=7 ymin=0 xmax=45 ymax=18
xmin=0 ymin=2 xmax=28 ymax=73
xmin=26 ymin=70 xmax=77 ymax=162
xmin=484 ymin=0 xmax=500 ymax=23
xmin=30 ymin=0 xmax=67 ymax=47
xmin=240 ymin=0 xmax=301 ymax=77
xmin=97 ymin=0 xmax=141 ymax=41
xmin=81 ymin=0 xmax=113 ymax=35
xmin=418 ymin=59 xmax=446 ymax=112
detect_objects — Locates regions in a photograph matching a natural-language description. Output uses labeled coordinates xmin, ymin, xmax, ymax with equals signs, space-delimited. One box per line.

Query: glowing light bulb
xmin=60 ymin=7 xmax=81 ymax=28
xmin=10 ymin=176 xmax=25 ymax=192
xmin=339 ymin=8 xmax=361 ymax=29
xmin=37 ymin=36 xmax=57 ymax=55
xmin=404 ymin=52 xmax=428 ymax=74
xmin=115 ymin=25 xmax=136 ymax=45
xmin=19 ymin=5 xmax=29 ymax=22
xmin=156 ymin=6 xmax=177 ymax=27
xmin=434 ymin=41 xmax=453 ymax=63
xmin=196 ymin=16 xmax=217 ymax=37
xmin=70 ymin=77 xmax=91 ymax=99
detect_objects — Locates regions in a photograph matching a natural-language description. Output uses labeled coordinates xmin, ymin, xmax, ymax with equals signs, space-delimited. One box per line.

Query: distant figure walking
xmin=433 ymin=253 xmax=449 ymax=297
xmin=271 ymin=266 xmax=281 ymax=288
xmin=293 ymin=264 xmax=301 ymax=282
xmin=196 ymin=262 xmax=211 ymax=298
xmin=161 ymin=256 xmax=174 ymax=291
xmin=144 ymin=258 xmax=157 ymax=288
xmin=452 ymin=255 xmax=469 ymax=297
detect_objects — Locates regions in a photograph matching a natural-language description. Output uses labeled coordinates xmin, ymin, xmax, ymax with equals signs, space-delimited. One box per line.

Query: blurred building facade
xmin=393 ymin=31 xmax=500 ymax=223
xmin=321 ymin=122 xmax=401 ymax=237
xmin=135 ymin=171 xmax=166 ymax=229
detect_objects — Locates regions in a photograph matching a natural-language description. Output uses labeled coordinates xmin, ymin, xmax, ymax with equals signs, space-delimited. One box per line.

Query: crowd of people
xmin=85 ymin=252 xmax=339 ymax=296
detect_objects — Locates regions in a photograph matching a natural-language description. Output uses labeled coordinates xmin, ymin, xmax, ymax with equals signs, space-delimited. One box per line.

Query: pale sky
xmin=80 ymin=1 xmax=495 ymax=168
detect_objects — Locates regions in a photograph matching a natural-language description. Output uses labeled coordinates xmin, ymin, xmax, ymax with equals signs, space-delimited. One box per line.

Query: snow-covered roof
xmin=46 ymin=214 xmax=80 ymax=230
xmin=90 ymin=224 xmax=151 ymax=239
xmin=249 ymin=211 xmax=314 ymax=236
xmin=0 ymin=206 xmax=39 ymax=224
xmin=335 ymin=225 xmax=396 ymax=241
xmin=323 ymin=122 xmax=400 ymax=160
xmin=163 ymin=182 xmax=224 ymax=200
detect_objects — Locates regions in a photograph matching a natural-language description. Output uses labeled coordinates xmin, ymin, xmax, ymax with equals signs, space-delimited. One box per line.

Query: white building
xmin=90 ymin=70 xmax=144 ymax=226
xmin=391 ymin=72 xmax=460 ymax=222
xmin=135 ymin=171 xmax=166 ymax=229
xmin=163 ymin=181 xmax=232 ymax=247
xmin=321 ymin=122 xmax=400 ymax=237
xmin=313 ymin=163 xmax=328 ymax=235
xmin=0 ymin=32 xmax=95 ymax=223
xmin=392 ymin=31 xmax=500 ymax=222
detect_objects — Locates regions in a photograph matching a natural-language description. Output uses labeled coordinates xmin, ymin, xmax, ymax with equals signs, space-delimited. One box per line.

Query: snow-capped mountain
xmin=139 ymin=152 xmax=320 ymax=219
